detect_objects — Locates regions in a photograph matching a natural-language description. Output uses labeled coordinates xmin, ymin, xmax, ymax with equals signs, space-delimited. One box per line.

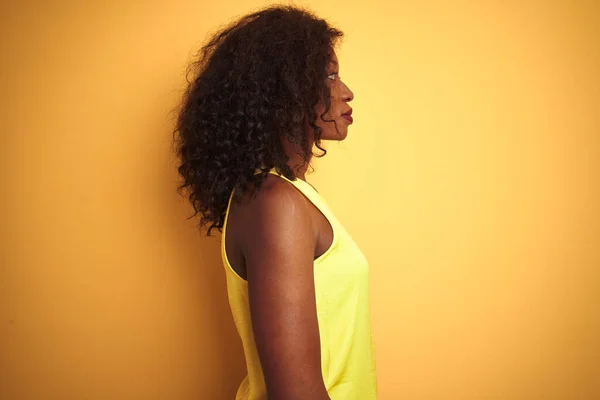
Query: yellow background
xmin=1 ymin=1 xmax=598 ymax=399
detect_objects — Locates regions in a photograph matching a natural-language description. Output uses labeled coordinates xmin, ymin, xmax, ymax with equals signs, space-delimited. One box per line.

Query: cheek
xmin=316 ymin=102 xmax=339 ymax=120
xmin=314 ymin=100 xmax=326 ymax=116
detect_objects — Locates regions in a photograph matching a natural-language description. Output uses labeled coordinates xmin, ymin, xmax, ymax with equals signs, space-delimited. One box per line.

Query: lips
xmin=341 ymin=108 xmax=353 ymax=124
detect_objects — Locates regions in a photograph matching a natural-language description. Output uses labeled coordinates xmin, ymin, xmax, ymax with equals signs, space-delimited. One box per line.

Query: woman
xmin=174 ymin=5 xmax=377 ymax=399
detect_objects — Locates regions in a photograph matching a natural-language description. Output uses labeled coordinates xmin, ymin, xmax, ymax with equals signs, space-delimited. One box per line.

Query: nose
xmin=342 ymin=82 xmax=354 ymax=102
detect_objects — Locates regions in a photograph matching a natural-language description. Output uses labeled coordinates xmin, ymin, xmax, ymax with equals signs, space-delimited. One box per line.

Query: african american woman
xmin=174 ymin=5 xmax=377 ymax=400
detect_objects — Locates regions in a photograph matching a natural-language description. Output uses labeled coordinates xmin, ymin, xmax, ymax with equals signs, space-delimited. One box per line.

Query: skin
xmin=316 ymin=53 xmax=355 ymax=142
xmin=225 ymin=51 xmax=354 ymax=399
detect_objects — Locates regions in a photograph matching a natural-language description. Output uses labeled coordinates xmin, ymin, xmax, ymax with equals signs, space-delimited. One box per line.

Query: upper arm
xmin=242 ymin=179 xmax=330 ymax=400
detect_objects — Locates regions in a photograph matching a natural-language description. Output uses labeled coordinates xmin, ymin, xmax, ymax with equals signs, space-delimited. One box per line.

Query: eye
xmin=327 ymin=72 xmax=338 ymax=81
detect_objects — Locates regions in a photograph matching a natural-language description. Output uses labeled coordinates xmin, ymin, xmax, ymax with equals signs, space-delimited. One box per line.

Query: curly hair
xmin=173 ymin=5 xmax=343 ymax=235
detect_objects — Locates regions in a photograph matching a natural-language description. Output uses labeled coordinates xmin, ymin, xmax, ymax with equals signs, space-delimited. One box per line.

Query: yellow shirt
xmin=221 ymin=169 xmax=377 ymax=399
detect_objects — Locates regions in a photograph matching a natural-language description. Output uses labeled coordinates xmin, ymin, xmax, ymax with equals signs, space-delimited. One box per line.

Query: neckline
xmin=267 ymin=168 xmax=320 ymax=194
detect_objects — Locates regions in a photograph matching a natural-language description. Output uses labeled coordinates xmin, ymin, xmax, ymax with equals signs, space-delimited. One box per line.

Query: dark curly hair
xmin=173 ymin=5 xmax=343 ymax=235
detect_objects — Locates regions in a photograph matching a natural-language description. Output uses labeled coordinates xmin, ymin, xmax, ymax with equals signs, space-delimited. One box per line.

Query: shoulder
xmin=254 ymin=174 xmax=307 ymax=211
xmin=248 ymin=175 xmax=311 ymax=229
xmin=239 ymin=174 xmax=314 ymax=251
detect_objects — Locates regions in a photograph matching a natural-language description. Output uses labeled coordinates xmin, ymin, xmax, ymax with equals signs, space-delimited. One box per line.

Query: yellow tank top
xmin=221 ymin=169 xmax=377 ymax=399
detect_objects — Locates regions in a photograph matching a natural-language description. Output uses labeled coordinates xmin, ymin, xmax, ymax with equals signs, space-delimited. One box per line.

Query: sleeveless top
xmin=221 ymin=169 xmax=378 ymax=399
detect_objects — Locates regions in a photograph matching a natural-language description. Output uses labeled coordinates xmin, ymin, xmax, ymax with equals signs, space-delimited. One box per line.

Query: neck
xmin=282 ymin=137 xmax=313 ymax=181
xmin=288 ymin=154 xmax=311 ymax=181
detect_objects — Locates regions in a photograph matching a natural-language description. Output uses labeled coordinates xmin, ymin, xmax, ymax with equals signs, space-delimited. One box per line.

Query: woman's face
xmin=314 ymin=53 xmax=354 ymax=141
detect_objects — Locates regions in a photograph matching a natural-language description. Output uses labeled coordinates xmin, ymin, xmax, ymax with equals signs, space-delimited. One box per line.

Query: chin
xmin=337 ymin=132 xmax=348 ymax=141
xmin=336 ymin=130 xmax=349 ymax=141
xmin=321 ymin=129 xmax=348 ymax=141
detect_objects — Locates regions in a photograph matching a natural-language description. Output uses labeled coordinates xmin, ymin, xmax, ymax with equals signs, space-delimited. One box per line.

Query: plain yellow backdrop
xmin=1 ymin=1 xmax=598 ymax=399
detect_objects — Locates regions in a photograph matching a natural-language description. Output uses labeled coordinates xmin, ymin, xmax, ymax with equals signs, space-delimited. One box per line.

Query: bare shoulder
xmin=239 ymin=174 xmax=314 ymax=257
xmin=240 ymin=175 xmax=310 ymax=224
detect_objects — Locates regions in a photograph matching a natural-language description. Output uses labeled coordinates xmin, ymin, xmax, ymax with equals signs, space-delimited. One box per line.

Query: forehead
xmin=328 ymin=52 xmax=339 ymax=67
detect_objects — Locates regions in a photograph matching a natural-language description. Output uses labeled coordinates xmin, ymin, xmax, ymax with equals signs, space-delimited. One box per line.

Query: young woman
xmin=174 ymin=6 xmax=377 ymax=399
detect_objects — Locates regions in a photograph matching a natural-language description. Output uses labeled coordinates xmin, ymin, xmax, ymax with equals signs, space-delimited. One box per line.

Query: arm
xmin=242 ymin=180 xmax=330 ymax=400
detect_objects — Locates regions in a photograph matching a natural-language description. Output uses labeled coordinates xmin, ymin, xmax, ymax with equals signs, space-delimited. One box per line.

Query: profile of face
xmin=314 ymin=52 xmax=354 ymax=141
